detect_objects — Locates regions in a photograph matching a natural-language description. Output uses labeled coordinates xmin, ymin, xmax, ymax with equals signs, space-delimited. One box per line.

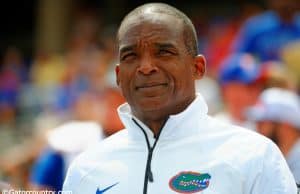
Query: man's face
xmin=222 ymin=82 xmax=261 ymax=121
xmin=116 ymin=13 xmax=204 ymax=119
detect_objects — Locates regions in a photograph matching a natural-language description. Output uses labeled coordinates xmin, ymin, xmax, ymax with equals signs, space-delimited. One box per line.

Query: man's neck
xmin=132 ymin=95 xmax=196 ymax=137
xmin=133 ymin=111 xmax=169 ymax=137
xmin=144 ymin=118 xmax=168 ymax=138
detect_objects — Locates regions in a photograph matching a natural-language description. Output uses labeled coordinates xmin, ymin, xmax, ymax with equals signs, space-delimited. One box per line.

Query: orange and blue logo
xmin=169 ymin=171 xmax=211 ymax=193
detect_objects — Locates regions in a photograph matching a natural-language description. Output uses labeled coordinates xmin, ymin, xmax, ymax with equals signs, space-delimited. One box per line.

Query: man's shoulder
xmin=207 ymin=116 xmax=274 ymax=153
xmin=73 ymin=129 xmax=129 ymax=165
xmin=207 ymin=117 xmax=286 ymax=175
xmin=67 ymin=130 xmax=128 ymax=174
xmin=63 ymin=129 xmax=129 ymax=190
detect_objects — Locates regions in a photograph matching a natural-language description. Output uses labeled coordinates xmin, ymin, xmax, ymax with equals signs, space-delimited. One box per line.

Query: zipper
xmin=132 ymin=118 xmax=168 ymax=194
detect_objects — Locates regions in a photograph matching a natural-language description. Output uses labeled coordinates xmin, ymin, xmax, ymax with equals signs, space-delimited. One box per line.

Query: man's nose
xmin=137 ymin=55 xmax=158 ymax=75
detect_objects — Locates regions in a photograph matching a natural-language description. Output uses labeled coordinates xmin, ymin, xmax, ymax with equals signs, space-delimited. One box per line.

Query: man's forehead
xmin=118 ymin=12 xmax=183 ymax=42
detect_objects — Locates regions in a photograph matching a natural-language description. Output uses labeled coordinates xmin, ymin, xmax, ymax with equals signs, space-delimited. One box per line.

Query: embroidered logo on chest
xmin=169 ymin=171 xmax=211 ymax=193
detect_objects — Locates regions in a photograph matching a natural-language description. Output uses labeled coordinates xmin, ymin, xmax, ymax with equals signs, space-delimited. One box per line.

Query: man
xmin=216 ymin=53 xmax=263 ymax=130
xmin=247 ymin=87 xmax=300 ymax=183
xmin=231 ymin=0 xmax=300 ymax=61
xmin=63 ymin=3 xmax=297 ymax=194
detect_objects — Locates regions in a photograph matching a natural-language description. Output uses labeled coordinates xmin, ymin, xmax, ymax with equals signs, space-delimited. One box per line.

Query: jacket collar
xmin=117 ymin=93 xmax=208 ymax=142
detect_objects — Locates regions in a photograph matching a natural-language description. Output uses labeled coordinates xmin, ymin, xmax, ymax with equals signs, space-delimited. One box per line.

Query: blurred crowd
xmin=1 ymin=0 xmax=300 ymax=191
xmin=0 ymin=8 xmax=126 ymax=189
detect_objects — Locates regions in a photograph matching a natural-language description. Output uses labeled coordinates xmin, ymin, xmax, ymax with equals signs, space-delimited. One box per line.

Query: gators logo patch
xmin=169 ymin=171 xmax=211 ymax=193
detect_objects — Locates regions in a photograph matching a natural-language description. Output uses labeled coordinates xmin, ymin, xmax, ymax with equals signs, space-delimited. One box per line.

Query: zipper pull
xmin=147 ymin=148 xmax=154 ymax=182
xmin=148 ymin=170 xmax=154 ymax=182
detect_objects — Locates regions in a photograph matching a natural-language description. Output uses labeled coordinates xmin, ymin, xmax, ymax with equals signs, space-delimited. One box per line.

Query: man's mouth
xmin=135 ymin=83 xmax=168 ymax=90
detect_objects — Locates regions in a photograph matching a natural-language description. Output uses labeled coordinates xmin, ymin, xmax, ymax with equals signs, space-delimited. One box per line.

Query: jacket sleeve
xmin=249 ymin=141 xmax=297 ymax=194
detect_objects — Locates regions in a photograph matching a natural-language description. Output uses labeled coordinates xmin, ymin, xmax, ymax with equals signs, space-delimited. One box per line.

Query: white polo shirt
xmin=63 ymin=94 xmax=297 ymax=194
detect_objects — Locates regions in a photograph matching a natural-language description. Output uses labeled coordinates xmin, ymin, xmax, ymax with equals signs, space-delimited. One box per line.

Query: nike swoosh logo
xmin=96 ymin=182 xmax=119 ymax=194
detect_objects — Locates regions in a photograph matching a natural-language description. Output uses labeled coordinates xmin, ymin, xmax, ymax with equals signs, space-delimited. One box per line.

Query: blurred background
xmin=0 ymin=0 xmax=300 ymax=190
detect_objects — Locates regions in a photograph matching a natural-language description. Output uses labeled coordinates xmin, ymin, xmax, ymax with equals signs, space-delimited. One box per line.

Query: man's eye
xmin=158 ymin=49 xmax=173 ymax=56
xmin=121 ymin=53 xmax=137 ymax=61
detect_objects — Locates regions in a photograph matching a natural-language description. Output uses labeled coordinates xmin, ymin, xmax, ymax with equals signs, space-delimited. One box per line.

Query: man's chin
xmin=135 ymin=97 xmax=169 ymax=113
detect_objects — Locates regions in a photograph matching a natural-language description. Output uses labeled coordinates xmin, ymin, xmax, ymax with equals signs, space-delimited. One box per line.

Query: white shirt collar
xmin=117 ymin=93 xmax=208 ymax=142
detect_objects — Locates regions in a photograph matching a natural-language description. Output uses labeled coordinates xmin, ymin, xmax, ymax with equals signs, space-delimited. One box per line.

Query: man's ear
xmin=193 ymin=54 xmax=206 ymax=79
xmin=115 ymin=64 xmax=120 ymax=86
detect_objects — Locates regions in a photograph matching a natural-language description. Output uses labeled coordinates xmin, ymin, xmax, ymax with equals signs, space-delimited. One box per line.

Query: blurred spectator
xmin=231 ymin=0 xmax=300 ymax=61
xmin=30 ymin=93 xmax=103 ymax=191
xmin=204 ymin=3 xmax=262 ymax=76
xmin=68 ymin=88 xmax=125 ymax=136
xmin=195 ymin=76 xmax=222 ymax=115
xmin=97 ymin=87 xmax=125 ymax=136
xmin=28 ymin=15 xmax=124 ymax=191
xmin=281 ymin=41 xmax=300 ymax=92
xmin=215 ymin=53 xmax=264 ymax=129
xmin=96 ymin=25 xmax=119 ymax=88
xmin=30 ymin=121 xmax=103 ymax=191
xmin=29 ymin=50 xmax=65 ymax=110
xmin=0 ymin=47 xmax=27 ymax=125
xmin=247 ymin=87 xmax=300 ymax=182
xmin=56 ymin=48 xmax=99 ymax=111
xmin=260 ymin=60 xmax=298 ymax=90
xmin=55 ymin=13 xmax=104 ymax=111
xmin=30 ymin=51 xmax=65 ymax=89
xmin=29 ymin=87 xmax=124 ymax=191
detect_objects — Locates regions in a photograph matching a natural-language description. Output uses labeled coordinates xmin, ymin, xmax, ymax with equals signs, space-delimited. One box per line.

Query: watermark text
xmin=2 ymin=190 xmax=72 ymax=194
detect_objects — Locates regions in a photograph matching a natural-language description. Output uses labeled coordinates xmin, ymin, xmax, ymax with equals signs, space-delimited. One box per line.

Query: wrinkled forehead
xmin=118 ymin=12 xmax=184 ymax=46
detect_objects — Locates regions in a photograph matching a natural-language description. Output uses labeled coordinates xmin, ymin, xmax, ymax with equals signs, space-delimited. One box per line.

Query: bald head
xmin=117 ymin=3 xmax=198 ymax=56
